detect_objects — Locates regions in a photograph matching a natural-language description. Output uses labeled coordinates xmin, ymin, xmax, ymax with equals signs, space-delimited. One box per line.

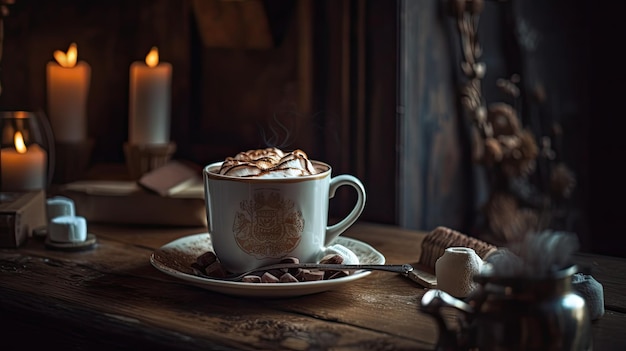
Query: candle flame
xmin=14 ymin=131 xmax=27 ymax=154
xmin=53 ymin=42 xmax=78 ymax=68
xmin=145 ymin=47 xmax=159 ymax=68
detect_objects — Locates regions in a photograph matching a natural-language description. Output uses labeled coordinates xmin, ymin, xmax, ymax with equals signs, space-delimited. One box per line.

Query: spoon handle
xmin=236 ymin=263 xmax=414 ymax=277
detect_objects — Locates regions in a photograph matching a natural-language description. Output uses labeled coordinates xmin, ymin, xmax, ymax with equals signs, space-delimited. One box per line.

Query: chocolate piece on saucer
xmin=45 ymin=233 xmax=97 ymax=251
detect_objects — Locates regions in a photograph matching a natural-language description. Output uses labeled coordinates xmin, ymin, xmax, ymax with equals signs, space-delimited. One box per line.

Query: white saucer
xmin=150 ymin=233 xmax=385 ymax=298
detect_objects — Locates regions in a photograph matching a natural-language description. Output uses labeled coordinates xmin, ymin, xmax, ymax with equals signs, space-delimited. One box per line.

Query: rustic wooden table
xmin=1 ymin=222 xmax=625 ymax=350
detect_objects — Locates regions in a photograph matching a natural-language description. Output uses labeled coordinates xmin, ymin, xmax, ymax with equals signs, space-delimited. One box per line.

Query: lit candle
xmin=128 ymin=46 xmax=172 ymax=145
xmin=46 ymin=42 xmax=91 ymax=143
xmin=0 ymin=131 xmax=47 ymax=191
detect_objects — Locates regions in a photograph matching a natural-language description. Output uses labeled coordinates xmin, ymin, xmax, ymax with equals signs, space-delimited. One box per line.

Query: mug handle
xmin=325 ymin=175 xmax=366 ymax=246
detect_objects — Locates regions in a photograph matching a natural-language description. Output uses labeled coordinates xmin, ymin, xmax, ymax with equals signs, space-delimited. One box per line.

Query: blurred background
xmin=0 ymin=0 xmax=622 ymax=256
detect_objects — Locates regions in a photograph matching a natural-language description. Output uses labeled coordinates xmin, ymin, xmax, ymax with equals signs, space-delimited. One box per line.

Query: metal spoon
xmin=198 ymin=263 xmax=415 ymax=282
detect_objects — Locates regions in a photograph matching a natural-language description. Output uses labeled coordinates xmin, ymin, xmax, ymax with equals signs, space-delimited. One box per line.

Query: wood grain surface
xmin=1 ymin=222 xmax=625 ymax=350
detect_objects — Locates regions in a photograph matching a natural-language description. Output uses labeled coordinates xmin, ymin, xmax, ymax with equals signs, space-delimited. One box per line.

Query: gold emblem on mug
xmin=233 ymin=189 xmax=304 ymax=258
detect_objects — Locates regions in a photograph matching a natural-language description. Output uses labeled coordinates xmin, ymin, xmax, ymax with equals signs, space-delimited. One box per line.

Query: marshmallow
xmin=48 ymin=215 xmax=87 ymax=243
xmin=319 ymin=244 xmax=360 ymax=265
xmin=218 ymin=147 xmax=319 ymax=178
xmin=435 ymin=247 xmax=483 ymax=298
xmin=572 ymin=273 xmax=605 ymax=320
xmin=46 ymin=196 xmax=76 ymax=221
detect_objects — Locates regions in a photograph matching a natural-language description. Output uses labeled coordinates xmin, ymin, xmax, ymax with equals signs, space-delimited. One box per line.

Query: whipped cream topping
xmin=217 ymin=147 xmax=319 ymax=178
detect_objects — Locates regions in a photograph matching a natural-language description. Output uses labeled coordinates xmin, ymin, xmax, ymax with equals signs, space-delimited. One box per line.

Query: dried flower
xmin=484 ymin=192 xmax=540 ymax=245
xmin=550 ymin=163 xmax=576 ymax=199
xmin=487 ymin=103 xmax=521 ymax=136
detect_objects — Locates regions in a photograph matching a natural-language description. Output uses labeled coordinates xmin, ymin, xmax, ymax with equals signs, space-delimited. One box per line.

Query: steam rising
xmin=259 ymin=114 xmax=294 ymax=149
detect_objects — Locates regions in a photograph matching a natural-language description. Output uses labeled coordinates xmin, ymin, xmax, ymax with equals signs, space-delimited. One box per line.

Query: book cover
xmin=0 ymin=190 xmax=47 ymax=248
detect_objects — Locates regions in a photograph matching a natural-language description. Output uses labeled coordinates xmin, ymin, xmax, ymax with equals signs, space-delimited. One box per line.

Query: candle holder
xmin=1 ymin=111 xmax=55 ymax=192
xmin=123 ymin=142 xmax=176 ymax=180
xmin=53 ymin=138 xmax=95 ymax=184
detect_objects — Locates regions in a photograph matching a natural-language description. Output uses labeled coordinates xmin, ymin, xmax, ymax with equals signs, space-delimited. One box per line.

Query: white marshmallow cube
xmin=47 ymin=196 xmax=76 ymax=221
xmin=48 ymin=215 xmax=87 ymax=243
xmin=319 ymin=244 xmax=360 ymax=265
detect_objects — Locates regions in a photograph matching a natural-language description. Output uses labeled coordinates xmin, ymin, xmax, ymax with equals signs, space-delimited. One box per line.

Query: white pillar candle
xmin=1 ymin=131 xmax=47 ymax=191
xmin=128 ymin=46 xmax=172 ymax=145
xmin=46 ymin=42 xmax=91 ymax=143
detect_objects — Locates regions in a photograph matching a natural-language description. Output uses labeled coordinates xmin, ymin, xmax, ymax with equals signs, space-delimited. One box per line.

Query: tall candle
xmin=128 ymin=46 xmax=172 ymax=145
xmin=0 ymin=131 xmax=47 ymax=191
xmin=46 ymin=42 xmax=91 ymax=143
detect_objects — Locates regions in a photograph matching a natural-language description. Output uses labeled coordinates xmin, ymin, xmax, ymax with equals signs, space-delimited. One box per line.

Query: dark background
xmin=0 ymin=0 xmax=624 ymax=257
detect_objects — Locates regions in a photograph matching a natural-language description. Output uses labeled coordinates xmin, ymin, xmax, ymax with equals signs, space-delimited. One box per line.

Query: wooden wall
xmin=0 ymin=0 xmax=191 ymax=164
xmin=1 ymin=0 xmax=620 ymax=255
xmin=397 ymin=0 xmax=612 ymax=256
xmin=0 ymin=0 xmax=399 ymax=225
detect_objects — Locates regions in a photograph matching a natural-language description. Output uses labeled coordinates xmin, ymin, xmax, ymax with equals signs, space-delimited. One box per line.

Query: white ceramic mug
xmin=203 ymin=160 xmax=366 ymax=274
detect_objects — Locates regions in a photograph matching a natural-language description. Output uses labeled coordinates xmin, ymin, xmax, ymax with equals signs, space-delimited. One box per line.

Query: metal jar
xmin=421 ymin=265 xmax=592 ymax=350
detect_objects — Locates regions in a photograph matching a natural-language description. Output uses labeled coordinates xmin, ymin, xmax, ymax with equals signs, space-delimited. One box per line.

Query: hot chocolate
xmin=204 ymin=147 xmax=366 ymax=274
xmin=217 ymin=147 xmax=319 ymax=178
